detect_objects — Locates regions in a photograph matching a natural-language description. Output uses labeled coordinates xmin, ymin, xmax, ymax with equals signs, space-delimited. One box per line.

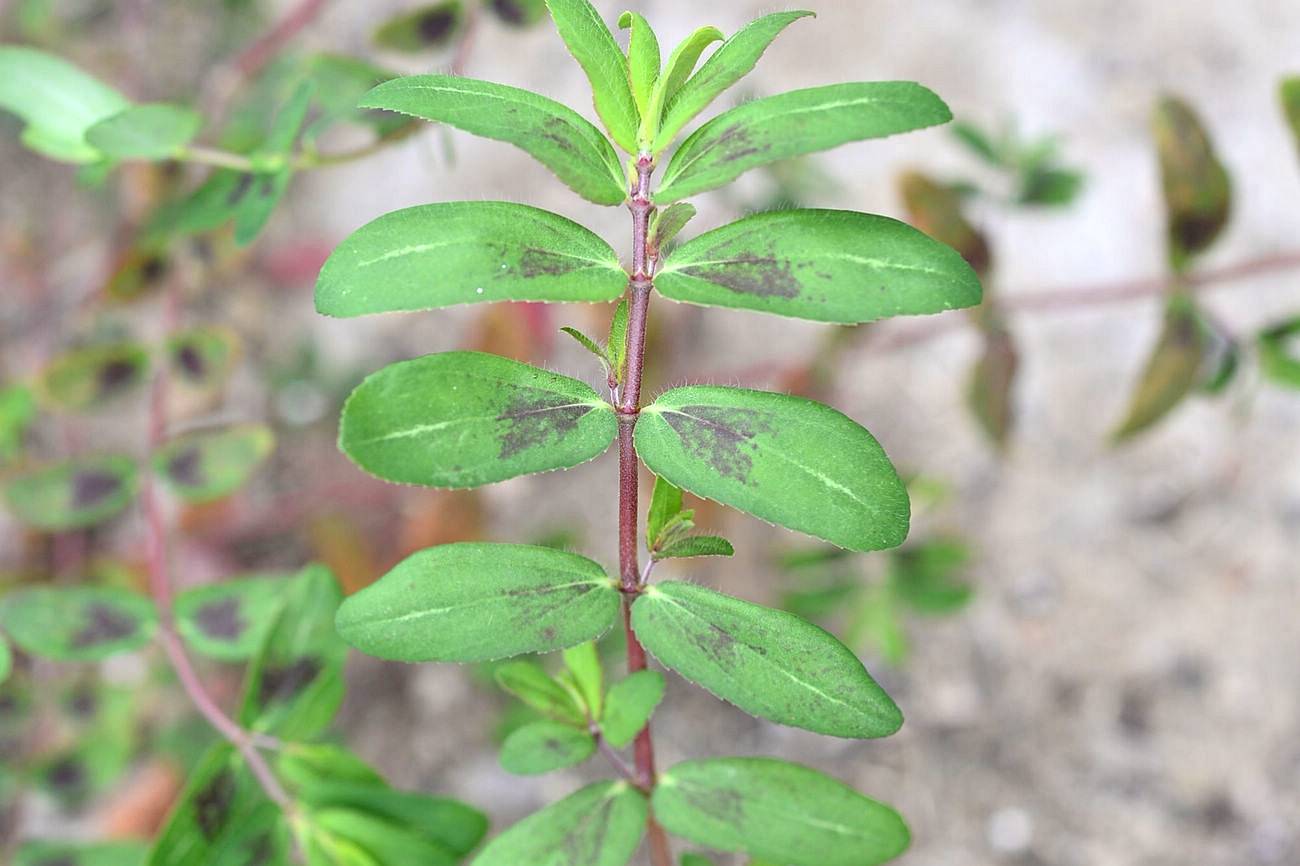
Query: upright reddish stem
xmin=143 ymin=289 xmax=289 ymax=806
xmin=617 ymin=157 xmax=673 ymax=866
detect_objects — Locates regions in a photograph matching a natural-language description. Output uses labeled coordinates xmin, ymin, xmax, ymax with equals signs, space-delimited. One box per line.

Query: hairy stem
xmin=143 ymin=288 xmax=289 ymax=807
xmin=617 ymin=156 xmax=673 ymax=866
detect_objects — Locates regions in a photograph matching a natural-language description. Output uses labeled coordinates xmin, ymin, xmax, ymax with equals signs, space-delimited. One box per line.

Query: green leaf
xmin=471 ymin=780 xmax=646 ymax=866
xmin=657 ymin=208 xmax=981 ymax=323
xmin=487 ymin=0 xmax=547 ymax=27
xmin=653 ymin=758 xmax=909 ymax=866
xmin=231 ymin=167 xmax=292 ymax=246
xmin=298 ymin=54 xmax=411 ymax=143
xmin=889 ymin=537 xmax=973 ymax=615
xmin=562 ymin=327 xmax=613 ymax=376
xmin=1112 ymin=293 xmax=1209 ymax=441
xmin=1152 ymin=95 xmax=1231 ymax=272
xmin=147 ymin=743 xmax=288 ymax=866
xmin=1257 ymin=316 xmax=1300 ymax=389
xmin=373 ymin=1 xmax=464 ymax=52
xmin=949 ymin=120 xmax=1003 ymax=165
xmin=316 ymin=202 xmax=626 ymax=317
xmin=167 ymin=325 xmax=240 ymax=389
xmin=500 ymin=720 xmax=596 ymax=775
xmin=632 ymin=581 xmax=900 ymax=737
xmin=848 ymin=584 xmax=908 ymax=666
xmin=645 ymin=26 xmax=724 ymax=144
xmin=898 ymin=170 xmax=992 ymax=274
xmin=360 ymin=75 xmax=627 ymax=205
xmin=0 ymin=582 xmax=156 ymax=657
xmin=618 ymin=12 xmax=660 ymax=121
xmin=239 ymin=564 xmax=347 ymax=739
xmin=679 ymin=856 xmax=713 ymax=866
xmin=304 ymin=790 xmax=484 ymax=863
xmin=339 ymin=351 xmax=617 ymax=489
xmin=545 ymin=0 xmax=640 ymax=153
xmin=174 ymin=574 xmax=287 ymax=661
xmin=646 ymin=473 xmax=684 ymax=548
xmin=607 ymin=297 xmax=630 ymax=384
xmin=1017 ymin=166 xmax=1084 ymax=207
xmin=967 ymin=325 xmax=1019 ymax=448
xmin=277 ymin=743 xmax=386 ymax=793
xmin=648 ymin=202 xmax=696 ymax=257
xmin=1282 ymin=77 xmax=1300 ymax=157
xmin=153 ymin=424 xmax=275 ymax=503
xmin=0 ymin=46 xmax=130 ymax=163
xmin=657 ymin=81 xmax=950 ymax=202
xmin=308 ymin=807 xmax=458 ymax=866
xmin=16 ymin=840 xmax=149 ymax=866
xmin=636 ymin=385 xmax=909 ymax=551
xmin=3 ymin=455 xmax=139 ymax=531
xmin=656 ymin=535 xmax=734 ymax=560
xmin=496 ymin=660 xmax=587 ymax=724
xmin=39 ymin=342 xmax=151 ymax=411
xmin=85 ymin=103 xmax=201 ymax=160
xmin=563 ymin=640 xmax=603 ymax=716
xmin=599 ymin=669 xmax=664 ymax=748
xmin=0 ymin=637 xmax=9 ymax=685
xmin=654 ymin=12 xmax=812 ymax=153
xmin=0 ymin=384 xmax=36 ymax=465
xmin=336 ymin=542 xmax=620 ymax=662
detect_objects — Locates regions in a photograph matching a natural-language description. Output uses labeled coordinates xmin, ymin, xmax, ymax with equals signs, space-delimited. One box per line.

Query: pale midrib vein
xmin=357 ymin=239 xmax=615 ymax=271
xmin=666 ymin=93 xmax=925 ymax=185
xmin=354 ymin=401 xmax=602 ymax=447
xmin=653 ymin=592 xmax=864 ymax=716
xmin=350 ymin=579 xmax=604 ymax=627
xmin=652 ymin=407 xmax=876 ymax=513
xmin=663 ymin=254 xmax=951 ymax=279
xmin=676 ymin=778 xmax=870 ymax=840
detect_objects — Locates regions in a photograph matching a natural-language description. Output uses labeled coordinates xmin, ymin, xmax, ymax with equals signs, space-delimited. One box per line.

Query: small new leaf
xmin=335 ymin=543 xmax=620 ymax=662
xmin=653 ymin=758 xmax=910 ymax=866
xmin=0 ymin=587 xmax=157 ymax=662
xmin=643 ymin=25 xmax=724 ymax=147
xmin=339 ymin=351 xmax=618 ymax=488
xmin=85 ymin=103 xmax=202 ymax=160
xmin=656 ymin=209 xmax=982 ymax=323
xmin=545 ymin=0 xmax=641 ymax=153
xmin=607 ymin=297 xmax=630 ymax=384
xmin=657 ymin=81 xmax=952 ymax=201
xmin=636 ymin=386 xmax=910 ymax=552
xmin=496 ymin=660 xmax=588 ymax=725
xmin=360 ymin=75 xmax=627 ymax=204
xmin=562 ymin=326 xmax=613 ymax=376
xmin=317 ymin=202 xmax=627 ymax=316
xmin=563 ymin=641 xmax=604 ymax=717
xmin=632 ymin=581 xmax=901 ymax=738
xmin=654 ymin=12 xmax=813 ymax=153
xmin=648 ymin=202 xmax=696 ymax=256
xmin=646 ymin=473 xmax=684 ymax=548
xmin=500 ymin=720 xmax=596 ymax=775
xmin=470 ymin=780 xmax=646 ymax=866
xmin=656 ymin=535 xmax=734 ymax=560
xmin=599 ymin=669 xmax=664 ymax=748
xmin=618 ymin=12 xmax=660 ymax=120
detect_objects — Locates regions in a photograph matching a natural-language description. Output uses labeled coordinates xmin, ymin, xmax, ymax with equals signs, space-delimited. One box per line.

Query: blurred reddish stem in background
xmin=234 ymin=0 xmax=330 ymax=79
xmin=141 ymin=286 xmax=289 ymax=806
xmin=730 ymin=249 xmax=1300 ymax=385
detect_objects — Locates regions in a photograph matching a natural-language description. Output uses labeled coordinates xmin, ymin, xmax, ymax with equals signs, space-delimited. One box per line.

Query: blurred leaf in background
xmin=1152 ymin=95 xmax=1231 ymax=273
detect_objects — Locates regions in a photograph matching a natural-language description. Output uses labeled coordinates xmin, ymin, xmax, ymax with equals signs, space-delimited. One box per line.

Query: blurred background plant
xmin=1 ymin=2 xmax=1299 ymax=865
